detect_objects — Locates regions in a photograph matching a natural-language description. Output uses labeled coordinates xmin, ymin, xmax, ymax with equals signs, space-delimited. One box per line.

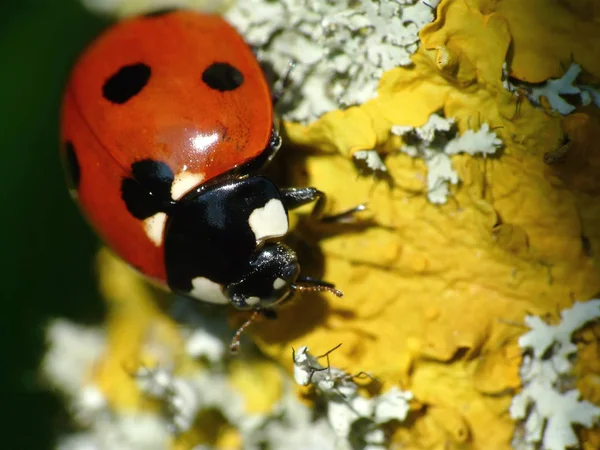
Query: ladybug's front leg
xmin=279 ymin=187 xmax=366 ymax=223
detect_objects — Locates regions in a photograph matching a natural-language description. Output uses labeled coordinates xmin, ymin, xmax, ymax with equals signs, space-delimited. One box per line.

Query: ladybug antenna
xmin=229 ymin=311 xmax=260 ymax=354
xmin=292 ymin=277 xmax=343 ymax=298
xmin=281 ymin=60 xmax=296 ymax=88
xmin=273 ymin=59 xmax=297 ymax=105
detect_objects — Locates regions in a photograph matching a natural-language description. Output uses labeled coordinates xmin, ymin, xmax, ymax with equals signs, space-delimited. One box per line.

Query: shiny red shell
xmin=60 ymin=11 xmax=273 ymax=283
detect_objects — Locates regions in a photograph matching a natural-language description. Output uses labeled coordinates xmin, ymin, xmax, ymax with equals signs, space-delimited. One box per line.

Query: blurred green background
xmin=2 ymin=1 xmax=111 ymax=447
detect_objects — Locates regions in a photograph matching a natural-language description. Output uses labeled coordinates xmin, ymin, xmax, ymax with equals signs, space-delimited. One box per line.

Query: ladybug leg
xmin=279 ymin=187 xmax=366 ymax=223
xmin=279 ymin=187 xmax=325 ymax=214
xmin=295 ymin=275 xmax=335 ymax=288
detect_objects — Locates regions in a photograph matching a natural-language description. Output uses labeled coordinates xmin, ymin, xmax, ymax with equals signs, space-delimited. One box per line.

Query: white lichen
xmin=293 ymin=346 xmax=413 ymax=449
xmin=353 ymin=150 xmax=388 ymax=174
xmin=43 ymin=319 xmax=106 ymax=394
xmin=57 ymin=412 xmax=172 ymax=450
xmin=135 ymin=361 xmax=335 ymax=450
xmin=510 ymin=299 xmax=600 ymax=450
xmin=42 ymin=319 xmax=110 ymax=425
xmin=392 ymin=113 xmax=502 ymax=204
xmin=504 ymin=63 xmax=600 ymax=115
xmin=244 ymin=381 xmax=339 ymax=450
xmin=226 ymin=0 xmax=436 ymax=123
xmin=43 ymin=304 xmax=353 ymax=450
xmin=136 ymin=366 xmax=203 ymax=433
xmin=42 ymin=320 xmax=174 ymax=450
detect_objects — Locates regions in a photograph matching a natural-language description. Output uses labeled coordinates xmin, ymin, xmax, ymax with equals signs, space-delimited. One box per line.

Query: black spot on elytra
xmin=143 ymin=8 xmax=178 ymax=17
xmin=103 ymin=63 xmax=151 ymax=104
xmin=64 ymin=141 xmax=80 ymax=189
xmin=121 ymin=159 xmax=174 ymax=220
xmin=202 ymin=63 xmax=244 ymax=92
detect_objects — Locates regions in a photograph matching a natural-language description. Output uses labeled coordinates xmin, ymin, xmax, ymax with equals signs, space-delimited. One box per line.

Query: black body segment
xmin=164 ymin=176 xmax=287 ymax=293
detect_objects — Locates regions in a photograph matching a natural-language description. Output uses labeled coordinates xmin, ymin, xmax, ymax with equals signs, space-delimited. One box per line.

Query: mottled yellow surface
xmin=92 ymin=0 xmax=600 ymax=449
xmin=248 ymin=0 xmax=600 ymax=448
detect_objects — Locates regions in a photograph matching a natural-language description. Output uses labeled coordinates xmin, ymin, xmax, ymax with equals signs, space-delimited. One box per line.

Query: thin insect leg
xmin=296 ymin=276 xmax=336 ymax=289
xmin=352 ymin=371 xmax=377 ymax=381
xmin=316 ymin=343 xmax=343 ymax=359
xmin=307 ymin=365 xmax=329 ymax=385
xmin=279 ymin=187 xmax=366 ymax=223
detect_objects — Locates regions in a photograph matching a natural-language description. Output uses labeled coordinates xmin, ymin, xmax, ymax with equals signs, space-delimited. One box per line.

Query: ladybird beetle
xmin=60 ymin=10 xmax=349 ymax=318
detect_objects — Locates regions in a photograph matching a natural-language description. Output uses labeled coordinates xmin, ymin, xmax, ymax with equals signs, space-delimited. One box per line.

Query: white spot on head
xmin=143 ymin=212 xmax=167 ymax=246
xmin=248 ymin=199 xmax=288 ymax=243
xmin=273 ymin=277 xmax=286 ymax=290
xmin=171 ymin=171 xmax=205 ymax=201
xmin=190 ymin=277 xmax=229 ymax=304
xmin=246 ymin=296 xmax=260 ymax=306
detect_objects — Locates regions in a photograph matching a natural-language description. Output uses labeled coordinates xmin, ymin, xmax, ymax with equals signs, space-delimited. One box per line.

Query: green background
xmin=2 ymin=1 xmax=110 ymax=447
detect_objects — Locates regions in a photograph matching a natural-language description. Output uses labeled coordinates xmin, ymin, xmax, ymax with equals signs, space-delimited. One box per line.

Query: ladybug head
xmin=225 ymin=243 xmax=300 ymax=310
xmin=225 ymin=242 xmax=343 ymax=312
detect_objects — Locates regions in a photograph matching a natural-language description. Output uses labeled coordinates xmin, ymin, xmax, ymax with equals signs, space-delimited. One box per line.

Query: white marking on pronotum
xmin=248 ymin=199 xmax=288 ymax=243
xmin=273 ymin=277 xmax=286 ymax=290
xmin=245 ymin=296 xmax=260 ymax=306
xmin=171 ymin=171 xmax=205 ymax=201
xmin=190 ymin=277 xmax=229 ymax=304
xmin=143 ymin=212 xmax=168 ymax=246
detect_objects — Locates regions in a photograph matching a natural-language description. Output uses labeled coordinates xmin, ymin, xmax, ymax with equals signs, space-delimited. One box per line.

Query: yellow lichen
xmin=244 ymin=0 xmax=600 ymax=448
xmin=89 ymin=0 xmax=600 ymax=448
xmin=478 ymin=0 xmax=600 ymax=83
xmin=228 ymin=358 xmax=283 ymax=415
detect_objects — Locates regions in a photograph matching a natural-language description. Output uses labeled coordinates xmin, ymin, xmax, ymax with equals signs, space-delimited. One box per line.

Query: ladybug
xmin=60 ymin=10 xmax=350 ymax=319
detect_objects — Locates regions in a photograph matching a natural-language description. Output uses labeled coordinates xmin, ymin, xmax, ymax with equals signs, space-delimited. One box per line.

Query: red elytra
xmin=60 ymin=11 xmax=274 ymax=284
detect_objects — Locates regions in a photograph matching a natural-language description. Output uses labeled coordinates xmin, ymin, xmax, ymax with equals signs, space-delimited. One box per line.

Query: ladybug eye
xmin=102 ymin=62 xmax=151 ymax=104
xmin=202 ymin=62 xmax=244 ymax=92
xmin=63 ymin=141 xmax=81 ymax=189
